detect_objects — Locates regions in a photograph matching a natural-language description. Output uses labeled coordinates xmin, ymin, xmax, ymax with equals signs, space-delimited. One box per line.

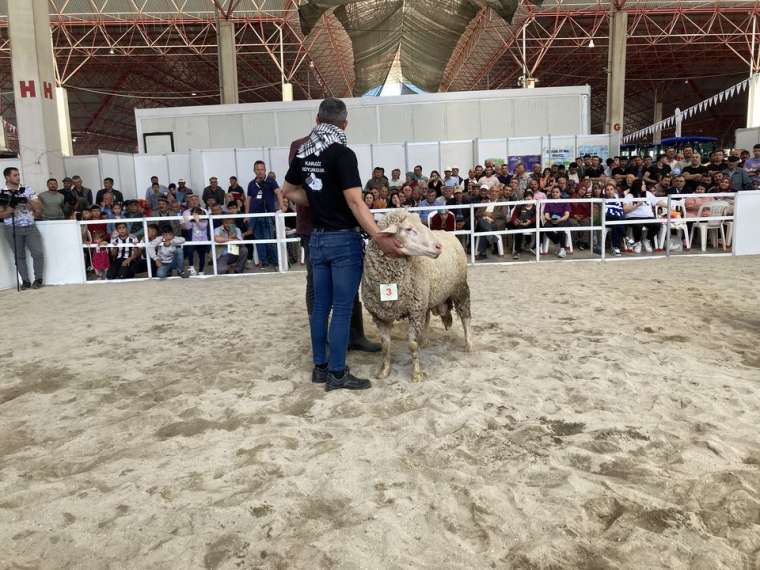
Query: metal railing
xmin=77 ymin=194 xmax=737 ymax=283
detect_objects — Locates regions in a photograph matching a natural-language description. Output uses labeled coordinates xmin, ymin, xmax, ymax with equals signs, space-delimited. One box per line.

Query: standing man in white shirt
xmin=0 ymin=167 xmax=45 ymax=289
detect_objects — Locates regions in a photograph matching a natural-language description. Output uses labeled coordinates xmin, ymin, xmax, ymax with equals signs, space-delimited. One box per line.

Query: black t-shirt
xmin=706 ymin=161 xmax=727 ymax=173
xmin=611 ymin=167 xmax=626 ymax=178
xmin=285 ymin=143 xmax=362 ymax=231
xmin=585 ymin=166 xmax=605 ymax=178
xmin=646 ymin=164 xmax=671 ymax=182
xmin=681 ymin=165 xmax=708 ymax=192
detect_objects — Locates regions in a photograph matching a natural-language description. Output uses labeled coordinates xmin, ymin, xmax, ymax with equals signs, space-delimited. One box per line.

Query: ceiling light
xmin=588 ymin=39 xmax=595 ymax=48
xmin=109 ymin=48 xmax=115 ymax=54
xmin=191 ymin=92 xmax=197 ymax=96
xmin=72 ymin=137 xmax=77 ymax=142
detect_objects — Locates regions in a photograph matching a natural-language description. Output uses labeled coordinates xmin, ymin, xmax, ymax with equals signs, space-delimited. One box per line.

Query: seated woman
xmin=542 ymin=186 xmax=571 ymax=258
xmin=623 ymin=179 xmax=659 ymax=254
xmin=475 ymin=187 xmax=509 ymax=259
xmin=430 ymin=209 xmax=456 ymax=231
xmin=509 ymin=189 xmax=536 ymax=259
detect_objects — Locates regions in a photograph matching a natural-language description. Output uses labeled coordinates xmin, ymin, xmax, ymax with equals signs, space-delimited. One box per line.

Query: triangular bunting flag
xmin=728 ymin=85 xmax=736 ymax=98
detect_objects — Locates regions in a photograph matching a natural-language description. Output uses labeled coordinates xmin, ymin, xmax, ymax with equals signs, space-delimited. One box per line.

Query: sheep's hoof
xmin=411 ymin=371 xmax=423 ymax=383
xmin=464 ymin=342 xmax=473 ymax=353
xmin=376 ymin=366 xmax=391 ymax=379
xmin=419 ymin=337 xmax=429 ymax=348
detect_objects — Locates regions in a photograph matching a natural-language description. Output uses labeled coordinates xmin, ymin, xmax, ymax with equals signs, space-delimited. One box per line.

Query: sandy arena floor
xmin=1 ymin=256 xmax=760 ymax=569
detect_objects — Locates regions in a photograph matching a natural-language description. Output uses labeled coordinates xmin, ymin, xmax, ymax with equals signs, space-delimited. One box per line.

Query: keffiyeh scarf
xmin=296 ymin=123 xmax=348 ymax=158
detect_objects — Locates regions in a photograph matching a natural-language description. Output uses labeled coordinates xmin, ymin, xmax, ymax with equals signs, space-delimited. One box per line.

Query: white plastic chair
xmin=541 ymin=228 xmax=573 ymax=254
xmin=689 ymin=200 xmax=729 ymax=252
xmin=657 ymin=199 xmax=690 ymax=251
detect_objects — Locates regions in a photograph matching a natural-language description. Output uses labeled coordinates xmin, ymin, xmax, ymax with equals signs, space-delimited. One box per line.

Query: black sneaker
xmin=325 ymin=367 xmax=371 ymax=392
xmin=20 ymin=281 xmax=31 ymax=290
xmin=312 ymin=365 xmax=328 ymax=384
xmin=31 ymin=279 xmax=43 ymax=289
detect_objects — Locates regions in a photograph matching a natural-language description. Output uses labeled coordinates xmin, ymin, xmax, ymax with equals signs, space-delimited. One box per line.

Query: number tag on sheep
xmin=380 ymin=284 xmax=398 ymax=302
xmin=362 ymin=210 xmax=473 ymax=383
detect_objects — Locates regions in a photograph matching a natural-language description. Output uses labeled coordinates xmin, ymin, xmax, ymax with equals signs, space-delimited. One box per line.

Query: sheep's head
xmin=378 ymin=210 xmax=442 ymax=259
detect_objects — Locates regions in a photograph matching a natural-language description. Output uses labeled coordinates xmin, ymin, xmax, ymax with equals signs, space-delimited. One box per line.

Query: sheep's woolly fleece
xmin=362 ymin=210 xmax=471 ymax=327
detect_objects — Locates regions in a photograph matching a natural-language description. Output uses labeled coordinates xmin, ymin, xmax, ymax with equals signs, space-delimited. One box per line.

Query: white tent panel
xmin=476 ymin=138 xmax=508 ymax=166
xmin=167 ymin=153 xmax=191 ymax=188
xmin=134 ymin=155 xmax=169 ymax=199
xmin=406 ymin=142 xmax=440 ymax=175
xmin=508 ymin=137 xmax=542 ymax=158
xmin=235 ymin=148 xmax=269 ymax=185
xmin=371 ymin=143 xmax=406 ymax=174
xmin=208 ymin=114 xmax=244 ymax=148
xmin=269 ymin=147 xmax=291 ymax=186
xmin=118 ymin=153 xmax=137 ymax=200
xmin=350 ymin=144 xmax=374 ymax=185
xmin=441 ymin=140 xmax=474 ymax=173
xmin=200 ymin=149 xmax=236 ymax=189
xmin=64 ymin=155 xmax=100 ymax=190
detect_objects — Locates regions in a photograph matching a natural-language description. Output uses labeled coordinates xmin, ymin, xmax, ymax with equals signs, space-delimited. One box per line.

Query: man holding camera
xmin=0 ymin=167 xmax=45 ymax=289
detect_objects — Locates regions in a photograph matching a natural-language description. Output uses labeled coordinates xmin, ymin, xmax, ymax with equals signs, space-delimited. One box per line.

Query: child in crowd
xmin=148 ymin=225 xmax=189 ymax=279
xmin=90 ymin=230 xmax=110 ymax=280
xmin=603 ymin=183 xmax=625 ymax=256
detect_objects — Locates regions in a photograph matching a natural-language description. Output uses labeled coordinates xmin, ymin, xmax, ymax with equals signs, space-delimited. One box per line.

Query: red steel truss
xmin=0 ymin=1 xmax=757 ymax=153
xmin=441 ymin=0 xmax=759 ymax=146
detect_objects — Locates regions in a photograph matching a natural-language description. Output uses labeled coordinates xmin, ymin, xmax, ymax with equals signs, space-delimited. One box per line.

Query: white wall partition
xmin=200 ymin=149 xmax=236 ymax=190
xmin=118 ymin=153 xmax=137 ymax=200
xmin=577 ymin=134 xmax=611 ymax=160
xmin=134 ymin=154 xmax=170 ymax=198
xmin=167 ymin=153 xmax=191 ymax=189
xmin=63 ymin=155 xmax=100 ymax=188
xmin=99 ymin=151 xmax=139 ymax=200
xmin=406 ymin=142 xmax=440 ymax=175
xmin=135 ymin=86 xmax=591 ymax=152
xmin=351 ymin=144 xmax=374 ymax=183
xmin=733 ymin=190 xmax=760 ymax=255
xmin=269 ymin=147 xmax=291 ymax=186
xmin=234 ymin=147 xmax=268 ymax=183
xmin=371 ymin=144 xmax=406 ymax=175
xmin=0 ymin=220 xmax=85 ymax=290
xmin=476 ymin=139 xmax=508 ymax=166
xmin=441 ymin=140 xmax=475 ymax=172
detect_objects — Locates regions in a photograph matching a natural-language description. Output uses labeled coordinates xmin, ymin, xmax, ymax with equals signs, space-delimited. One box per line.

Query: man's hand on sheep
xmin=372 ymin=232 xmax=405 ymax=258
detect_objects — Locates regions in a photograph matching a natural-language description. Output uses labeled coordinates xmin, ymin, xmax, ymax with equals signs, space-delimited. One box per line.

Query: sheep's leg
xmin=453 ymin=283 xmax=473 ymax=353
xmin=418 ymin=310 xmax=431 ymax=348
xmin=375 ymin=320 xmax=393 ymax=379
xmin=408 ymin=313 xmax=425 ymax=383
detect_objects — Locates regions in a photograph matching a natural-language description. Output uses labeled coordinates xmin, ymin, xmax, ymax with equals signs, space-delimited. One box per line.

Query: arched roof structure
xmin=0 ymin=0 xmax=756 ymax=153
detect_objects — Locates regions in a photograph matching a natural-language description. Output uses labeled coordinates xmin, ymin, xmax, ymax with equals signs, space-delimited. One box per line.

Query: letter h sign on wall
xmin=18 ymin=81 xmax=54 ymax=100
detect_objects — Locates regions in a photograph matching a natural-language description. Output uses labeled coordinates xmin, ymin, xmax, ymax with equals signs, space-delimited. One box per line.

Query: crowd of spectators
xmin=34 ymin=164 xmax=294 ymax=280
xmin=359 ymin=144 xmax=755 ymax=260
xmin=24 ymin=143 xmax=755 ymax=280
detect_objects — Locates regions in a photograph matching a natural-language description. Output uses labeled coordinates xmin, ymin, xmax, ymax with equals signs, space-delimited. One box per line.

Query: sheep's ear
xmin=380 ymin=223 xmax=399 ymax=235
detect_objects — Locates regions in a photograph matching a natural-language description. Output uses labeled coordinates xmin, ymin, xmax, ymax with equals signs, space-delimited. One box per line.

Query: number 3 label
xmin=380 ymin=283 xmax=398 ymax=302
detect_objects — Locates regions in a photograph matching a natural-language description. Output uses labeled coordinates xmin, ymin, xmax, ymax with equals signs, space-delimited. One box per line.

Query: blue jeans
xmin=253 ymin=217 xmax=276 ymax=266
xmin=156 ymin=248 xmax=185 ymax=278
xmin=309 ymin=230 xmax=364 ymax=373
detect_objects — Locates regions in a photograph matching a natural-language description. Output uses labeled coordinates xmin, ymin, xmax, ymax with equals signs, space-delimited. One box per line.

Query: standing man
xmin=725 ymin=156 xmax=753 ymax=191
xmin=203 ymin=177 xmax=226 ymax=208
xmin=145 ymin=176 xmax=168 ymax=196
xmin=70 ymin=175 xmax=92 ymax=213
xmin=0 ymin=167 xmax=45 ymax=289
xmin=96 ymin=177 xmax=123 ymax=206
xmin=246 ymin=160 xmax=280 ymax=269
xmin=283 ymin=98 xmax=403 ymax=391
xmin=38 ymin=178 xmax=66 ymax=220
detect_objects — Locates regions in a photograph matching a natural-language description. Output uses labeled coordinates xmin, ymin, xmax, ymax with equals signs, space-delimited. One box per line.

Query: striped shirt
xmin=2 ymin=186 xmax=36 ymax=227
xmin=605 ymin=200 xmax=625 ymax=220
xmin=110 ymin=233 xmax=140 ymax=260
